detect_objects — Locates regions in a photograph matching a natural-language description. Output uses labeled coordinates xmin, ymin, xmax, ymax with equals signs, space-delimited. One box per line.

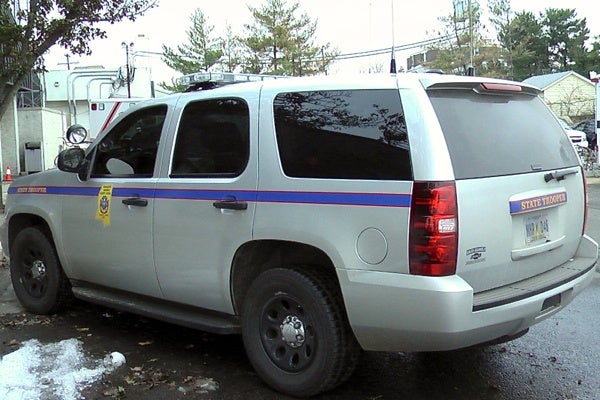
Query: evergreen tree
xmin=424 ymin=0 xmax=483 ymax=76
xmin=542 ymin=8 xmax=589 ymax=73
xmin=160 ymin=9 xmax=223 ymax=92
xmin=221 ymin=23 xmax=244 ymax=73
xmin=241 ymin=0 xmax=336 ymax=76
xmin=582 ymin=37 xmax=600 ymax=77
xmin=506 ymin=11 xmax=547 ymax=80
xmin=487 ymin=0 xmax=514 ymax=79
xmin=427 ymin=2 xmax=600 ymax=81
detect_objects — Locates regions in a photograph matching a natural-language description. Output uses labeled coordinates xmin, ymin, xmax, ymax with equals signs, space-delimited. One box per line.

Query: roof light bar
xmin=177 ymin=72 xmax=287 ymax=87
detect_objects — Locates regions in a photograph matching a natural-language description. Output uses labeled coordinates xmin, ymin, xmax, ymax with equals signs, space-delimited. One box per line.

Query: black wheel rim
xmin=18 ymin=244 xmax=48 ymax=298
xmin=259 ymin=294 xmax=316 ymax=372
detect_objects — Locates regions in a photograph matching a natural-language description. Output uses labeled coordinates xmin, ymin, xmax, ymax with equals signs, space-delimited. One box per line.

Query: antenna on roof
xmin=390 ymin=0 xmax=397 ymax=73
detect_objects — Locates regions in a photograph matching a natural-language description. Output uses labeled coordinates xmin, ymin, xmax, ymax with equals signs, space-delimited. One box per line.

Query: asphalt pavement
xmin=0 ymin=252 xmax=21 ymax=315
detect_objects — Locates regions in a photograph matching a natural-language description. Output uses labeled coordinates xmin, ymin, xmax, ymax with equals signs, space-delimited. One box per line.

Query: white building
xmin=0 ymin=65 xmax=157 ymax=178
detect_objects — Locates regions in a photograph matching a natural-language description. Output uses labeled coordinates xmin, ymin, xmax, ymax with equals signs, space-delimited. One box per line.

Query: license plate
xmin=525 ymin=214 xmax=549 ymax=244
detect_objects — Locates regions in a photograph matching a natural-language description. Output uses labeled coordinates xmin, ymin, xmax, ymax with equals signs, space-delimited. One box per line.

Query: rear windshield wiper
xmin=544 ymin=169 xmax=578 ymax=183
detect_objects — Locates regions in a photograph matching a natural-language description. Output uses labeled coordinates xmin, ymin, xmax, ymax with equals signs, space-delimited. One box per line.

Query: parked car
xmin=559 ymin=118 xmax=588 ymax=148
xmin=573 ymin=119 xmax=598 ymax=150
xmin=1 ymin=72 xmax=597 ymax=397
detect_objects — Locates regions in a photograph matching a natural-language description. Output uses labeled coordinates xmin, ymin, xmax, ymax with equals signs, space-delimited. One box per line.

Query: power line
xmin=333 ymin=34 xmax=454 ymax=61
xmin=130 ymin=34 xmax=455 ymax=70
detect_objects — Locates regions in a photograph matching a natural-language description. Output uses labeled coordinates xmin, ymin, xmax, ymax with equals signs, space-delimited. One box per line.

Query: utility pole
xmin=122 ymin=42 xmax=134 ymax=98
xmin=58 ymin=54 xmax=78 ymax=70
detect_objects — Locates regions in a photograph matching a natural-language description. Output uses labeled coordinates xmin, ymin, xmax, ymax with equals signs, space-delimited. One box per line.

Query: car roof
xmin=135 ymin=73 xmax=541 ymax=107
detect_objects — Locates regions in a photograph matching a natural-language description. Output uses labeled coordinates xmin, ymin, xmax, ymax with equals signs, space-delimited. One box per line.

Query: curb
xmin=587 ymin=177 xmax=600 ymax=185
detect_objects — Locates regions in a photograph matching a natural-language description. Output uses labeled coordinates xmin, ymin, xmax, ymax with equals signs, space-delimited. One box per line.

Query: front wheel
xmin=241 ymin=267 xmax=360 ymax=397
xmin=10 ymin=226 xmax=71 ymax=314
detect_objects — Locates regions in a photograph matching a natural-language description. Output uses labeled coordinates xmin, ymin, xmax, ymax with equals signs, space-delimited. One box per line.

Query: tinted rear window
xmin=274 ymin=89 xmax=412 ymax=180
xmin=428 ymin=89 xmax=579 ymax=179
xmin=171 ymin=98 xmax=249 ymax=177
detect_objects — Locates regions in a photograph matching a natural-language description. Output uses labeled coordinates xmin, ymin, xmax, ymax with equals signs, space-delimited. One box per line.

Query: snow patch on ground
xmin=0 ymin=338 xmax=124 ymax=400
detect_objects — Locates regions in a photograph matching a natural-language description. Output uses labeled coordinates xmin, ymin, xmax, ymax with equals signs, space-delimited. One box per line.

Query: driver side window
xmin=90 ymin=105 xmax=168 ymax=178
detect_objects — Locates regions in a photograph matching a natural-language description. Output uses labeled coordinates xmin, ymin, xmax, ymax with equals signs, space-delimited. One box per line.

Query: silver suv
xmin=1 ymin=73 xmax=597 ymax=397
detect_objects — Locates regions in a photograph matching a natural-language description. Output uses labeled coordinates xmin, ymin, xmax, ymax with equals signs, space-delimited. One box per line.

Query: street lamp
xmin=121 ymin=41 xmax=134 ymax=98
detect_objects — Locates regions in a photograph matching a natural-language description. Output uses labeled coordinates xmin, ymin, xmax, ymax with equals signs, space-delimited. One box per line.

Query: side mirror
xmin=57 ymin=148 xmax=86 ymax=177
xmin=66 ymin=124 xmax=88 ymax=144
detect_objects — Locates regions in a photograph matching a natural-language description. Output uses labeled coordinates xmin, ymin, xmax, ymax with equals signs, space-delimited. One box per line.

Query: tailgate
xmin=425 ymin=79 xmax=586 ymax=293
xmin=455 ymin=167 xmax=585 ymax=292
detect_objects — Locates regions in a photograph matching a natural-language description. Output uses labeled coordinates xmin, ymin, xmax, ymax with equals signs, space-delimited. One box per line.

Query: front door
xmin=61 ymin=104 xmax=169 ymax=297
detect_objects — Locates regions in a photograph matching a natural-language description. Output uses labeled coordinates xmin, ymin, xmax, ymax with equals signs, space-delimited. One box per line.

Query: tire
xmin=241 ymin=267 xmax=361 ymax=397
xmin=10 ymin=226 xmax=71 ymax=314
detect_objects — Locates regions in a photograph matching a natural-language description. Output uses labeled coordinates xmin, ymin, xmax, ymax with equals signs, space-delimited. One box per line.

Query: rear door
xmin=153 ymin=94 xmax=257 ymax=314
xmin=254 ymin=81 xmax=414 ymax=279
xmin=426 ymin=82 xmax=584 ymax=293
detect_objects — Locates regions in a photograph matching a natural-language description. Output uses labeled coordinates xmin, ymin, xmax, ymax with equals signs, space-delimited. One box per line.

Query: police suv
xmin=1 ymin=72 xmax=597 ymax=397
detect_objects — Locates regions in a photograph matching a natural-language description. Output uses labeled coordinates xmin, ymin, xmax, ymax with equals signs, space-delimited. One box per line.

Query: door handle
xmin=122 ymin=197 xmax=148 ymax=207
xmin=213 ymin=196 xmax=247 ymax=210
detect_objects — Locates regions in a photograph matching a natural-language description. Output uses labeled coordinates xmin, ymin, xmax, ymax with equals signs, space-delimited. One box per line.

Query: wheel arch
xmin=8 ymin=213 xmax=54 ymax=254
xmin=230 ymin=240 xmax=338 ymax=314
xmin=9 ymin=218 xmax=72 ymax=314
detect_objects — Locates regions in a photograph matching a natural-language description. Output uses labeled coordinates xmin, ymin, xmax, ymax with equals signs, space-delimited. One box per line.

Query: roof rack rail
xmin=179 ymin=72 xmax=287 ymax=92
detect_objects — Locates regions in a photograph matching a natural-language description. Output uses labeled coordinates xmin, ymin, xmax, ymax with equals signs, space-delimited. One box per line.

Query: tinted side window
xmin=428 ymin=89 xmax=579 ymax=179
xmin=171 ymin=98 xmax=249 ymax=177
xmin=273 ymin=89 xmax=412 ymax=180
xmin=91 ymin=105 xmax=167 ymax=178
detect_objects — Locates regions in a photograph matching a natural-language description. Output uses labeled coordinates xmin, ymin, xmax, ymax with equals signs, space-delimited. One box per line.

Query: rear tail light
xmin=409 ymin=181 xmax=458 ymax=276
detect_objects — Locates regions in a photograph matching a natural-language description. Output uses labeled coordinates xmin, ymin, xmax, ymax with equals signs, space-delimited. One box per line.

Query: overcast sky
xmin=44 ymin=0 xmax=600 ymax=82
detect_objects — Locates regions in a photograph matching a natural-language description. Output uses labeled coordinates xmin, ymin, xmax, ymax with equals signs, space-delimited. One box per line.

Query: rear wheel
xmin=10 ymin=227 xmax=71 ymax=314
xmin=241 ymin=267 xmax=360 ymax=397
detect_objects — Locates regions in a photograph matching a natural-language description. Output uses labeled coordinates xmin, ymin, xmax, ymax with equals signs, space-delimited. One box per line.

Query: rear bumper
xmin=338 ymin=236 xmax=597 ymax=352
